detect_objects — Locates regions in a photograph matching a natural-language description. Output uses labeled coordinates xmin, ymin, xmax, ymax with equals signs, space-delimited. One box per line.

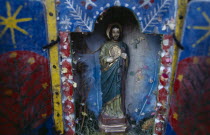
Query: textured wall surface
xmin=57 ymin=0 xmax=176 ymax=34
xmin=166 ymin=1 xmax=210 ymax=135
xmin=0 ymin=0 xmax=54 ymax=134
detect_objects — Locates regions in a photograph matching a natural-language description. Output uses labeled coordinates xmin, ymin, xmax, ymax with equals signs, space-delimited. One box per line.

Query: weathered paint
xmin=46 ymin=0 xmax=64 ymax=134
xmin=165 ymin=1 xmax=188 ymax=134
xmin=0 ymin=51 xmax=53 ymax=135
xmin=0 ymin=0 xmax=181 ymax=134
xmin=0 ymin=0 xmax=54 ymax=134
xmin=57 ymin=0 xmax=176 ymax=34
xmin=59 ymin=32 xmax=75 ymax=134
xmin=167 ymin=0 xmax=210 ymax=134
xmin=0 ymin=2 xmax=32 ymax=48
xmin=169 ymin=0 xmax=188 ymax=94
xmin=55 ymin=0 xmax=177 ymax=134
xmin=153 ymin=35 xmax=174 ymax=135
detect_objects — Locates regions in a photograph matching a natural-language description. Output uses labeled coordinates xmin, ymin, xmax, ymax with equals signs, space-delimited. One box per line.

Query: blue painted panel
xmin=180 ymin=0 xmax=210 ymax=61
xmin=0 ymin=0 xmax=48 ymax=57
xmin=0 ymin=1 xmax=54 ymax=135
xmin=129 ymin=34 xmax=161 ymax=122
xmin=79 ymin=52 xmax=102 ymax=117
xmin=168 ymin=1 xmax=210 ymax=134
xmin=57 ymin=0 xmax=176 ymax=34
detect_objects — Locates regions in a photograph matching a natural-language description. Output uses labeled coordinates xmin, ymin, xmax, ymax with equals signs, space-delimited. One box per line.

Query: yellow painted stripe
xmin=169 ymin=0 xmax=188 ymax=94
xmin=45 ymin=0 xmax=64 ymax=133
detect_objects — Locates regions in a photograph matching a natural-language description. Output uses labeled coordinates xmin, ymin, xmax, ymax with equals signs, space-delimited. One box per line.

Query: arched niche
xmin=71 ymin=6 xmax=161 ymax=134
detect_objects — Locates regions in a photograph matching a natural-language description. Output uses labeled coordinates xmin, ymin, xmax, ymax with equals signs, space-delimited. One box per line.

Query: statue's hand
xmin=106 ymin=57 xmax=114 ymax=63
xmin=121 ymin=53 xmax=127 ymax=59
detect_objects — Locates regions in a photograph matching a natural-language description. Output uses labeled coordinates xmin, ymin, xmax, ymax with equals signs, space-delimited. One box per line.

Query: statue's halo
xmin=106 ymin=23 xmax=122 ymax=39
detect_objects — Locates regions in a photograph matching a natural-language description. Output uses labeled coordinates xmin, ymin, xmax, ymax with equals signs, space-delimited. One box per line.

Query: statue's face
xmin=111 ymin=27 xmax=120 ymax=41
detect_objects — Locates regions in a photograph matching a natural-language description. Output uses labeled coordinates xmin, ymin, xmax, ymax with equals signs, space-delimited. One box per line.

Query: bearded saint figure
xmin=99 ymin=23 xmax=129 ymax=133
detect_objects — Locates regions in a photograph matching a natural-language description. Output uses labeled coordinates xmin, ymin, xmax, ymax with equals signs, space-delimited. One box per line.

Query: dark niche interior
xmin=71 ymin=7 xmax=160 ymax=135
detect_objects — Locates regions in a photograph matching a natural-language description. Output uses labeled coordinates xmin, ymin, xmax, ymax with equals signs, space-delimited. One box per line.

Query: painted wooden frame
xmin=49 ymin=0 xmax=180 ymax=134
xmin=46 ymin=0 xmax=64 ymax=133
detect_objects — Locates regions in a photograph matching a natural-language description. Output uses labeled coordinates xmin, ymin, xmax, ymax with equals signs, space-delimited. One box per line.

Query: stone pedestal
xmin=99 ymin=115 xmax=128 ymax=133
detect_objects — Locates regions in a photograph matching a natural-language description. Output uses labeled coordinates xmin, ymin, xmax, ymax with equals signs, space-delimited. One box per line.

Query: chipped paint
xmin=59 ymin=32 xmax=75 ymax=134
xmin=46 ymin=0 xmax=64 ymax=133
xmin=169 ymin=0 xmax=188 ymax=94
xmin=154 ymin=35 xmax=174 ymax=135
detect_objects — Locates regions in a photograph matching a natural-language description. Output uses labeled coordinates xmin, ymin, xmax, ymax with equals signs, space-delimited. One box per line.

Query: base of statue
xmin=99 ymin=115 xmax=128 ymax=133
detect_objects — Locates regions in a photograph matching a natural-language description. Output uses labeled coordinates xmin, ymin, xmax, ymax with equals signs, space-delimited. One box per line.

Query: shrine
xmin=0 ymin=0 xmax=209 ymax=135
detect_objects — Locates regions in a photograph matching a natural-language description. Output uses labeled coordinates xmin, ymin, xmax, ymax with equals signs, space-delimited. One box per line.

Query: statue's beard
xmin=112 ymin=36 xmax=119 ymax=41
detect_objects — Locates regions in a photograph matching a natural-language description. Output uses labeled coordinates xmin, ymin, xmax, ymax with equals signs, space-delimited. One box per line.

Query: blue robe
xmin=100 ymin=41 xmax=129 ymax=112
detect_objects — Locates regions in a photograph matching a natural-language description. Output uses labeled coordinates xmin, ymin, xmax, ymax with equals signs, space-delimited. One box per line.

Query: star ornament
xmin=188 ymin=8 xmax=210 ymax=48
xmin=173 ymin=112 xmax=178 ymax=120
xmin=0 ymin=2 xmax=32 ymax=48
